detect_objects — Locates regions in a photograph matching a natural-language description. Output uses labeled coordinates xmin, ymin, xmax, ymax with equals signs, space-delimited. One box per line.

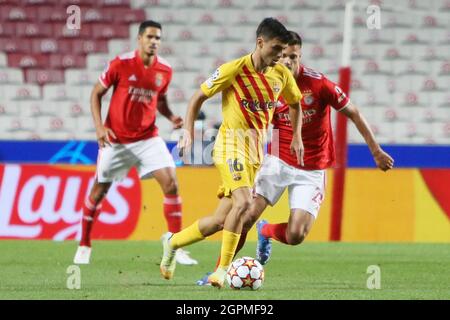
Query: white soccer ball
xmin=226 ymin=256 xmax=264 ymax=290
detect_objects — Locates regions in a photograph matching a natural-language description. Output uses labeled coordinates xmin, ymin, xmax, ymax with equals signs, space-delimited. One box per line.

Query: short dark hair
xmin=256 ymin=17 xmax=290 ymax=43
xmin=138 ymin=20 xmax=162 ymax=35
xmin=287 ymin=31 xmax=302 ymax=46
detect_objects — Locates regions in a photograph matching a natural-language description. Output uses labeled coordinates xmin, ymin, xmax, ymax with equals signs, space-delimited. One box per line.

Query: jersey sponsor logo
xmin=128 ymin=74 xmax=137 ymax=81
xmin=302 ymin=109 xmax=317 ymax=124
xmin=128 ymin=86 xmax=156 ymax=103
xmin=241 ymin=99 xmax=276 ymax=111
xmin=0 ymin=164 xmax=141 ymax=240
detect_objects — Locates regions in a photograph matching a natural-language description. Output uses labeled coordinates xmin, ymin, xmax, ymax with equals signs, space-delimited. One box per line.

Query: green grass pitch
xmin=0 ymin=241 xmax=449 ymax=300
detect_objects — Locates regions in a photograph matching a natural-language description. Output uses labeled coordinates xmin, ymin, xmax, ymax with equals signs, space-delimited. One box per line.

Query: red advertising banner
xmin=0 ymin=164 xmax=141 ymax=240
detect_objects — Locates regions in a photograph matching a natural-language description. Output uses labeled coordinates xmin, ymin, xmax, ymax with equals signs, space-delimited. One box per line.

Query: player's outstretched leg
xmin=256 ymin=220 xmax=272 ymax=265
xmin=160 ymin=232 xmax=177 ymax=279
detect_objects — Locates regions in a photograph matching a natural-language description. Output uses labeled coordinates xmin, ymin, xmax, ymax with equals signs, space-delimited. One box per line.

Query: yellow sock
xmin=218 ymin=230 xmax=240 ymax=269
xmin=170 ymin=220 xmax=205 ymax=249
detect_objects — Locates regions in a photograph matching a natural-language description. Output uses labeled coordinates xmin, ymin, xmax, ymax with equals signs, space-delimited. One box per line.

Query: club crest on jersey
xmin=155 ymin=73 xmax=163 ymax=87
xmin=232 ymin=173 xmax=242 ymax=181
xmin=304 ymin=95 xmax=314 ymax=105
xmin=272 ymin=82 xmax=281 ymax=93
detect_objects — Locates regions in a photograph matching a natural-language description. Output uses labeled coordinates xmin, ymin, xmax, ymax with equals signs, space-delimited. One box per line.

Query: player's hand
xmin=290 ymin=135 xmax=304 ymax=167
xmin=373 ymin=148 xmax=394 ymax=171
xmin=170 ymin=115 xmax=184 ymax=129
xmin=96 ymin=125 xmax=116 ymax=148
xmin=177 ymin=129 xmax=193 ymax=158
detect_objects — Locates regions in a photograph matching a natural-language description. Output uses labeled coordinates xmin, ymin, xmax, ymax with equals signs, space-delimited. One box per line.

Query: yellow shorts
xmin=214 ymin=155 xmax=260 ymax=198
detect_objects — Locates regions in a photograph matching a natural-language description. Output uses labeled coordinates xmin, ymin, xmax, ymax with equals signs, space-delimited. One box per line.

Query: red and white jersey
xmin=99 ymin=50 xmax=172 ymax=143
xmin=269 ymin=65 xmax=350 ymax=170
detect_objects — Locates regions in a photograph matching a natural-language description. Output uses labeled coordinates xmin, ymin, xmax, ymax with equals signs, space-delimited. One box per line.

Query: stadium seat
xmin=86 ymin=53 xmax=114 ymax=71
xmin=7 ymin=53 xmax=50 ymax=68
xmin=37 ymin=115 xmax=76 ymax=134
xmin=91 ymin=24 xmax=129 ymax=39
xmin=0 ymin=38 xmax=32 ymax=53
xmin=108 ymin=39 xmax=134 ymax=55
xmin=19 ymin=100 xmax=57 ymax=118
xmin=25 ymin=69 xmax=65 ymax=84
xmin=0 ymin=84 xmax=41 ymax=101
xmin=52 ymin=23 xmax=93 ymax=39
xmin=0 ymin=115 xmax=37 ymax=133
xmin=65 ymin=69 xmax=99 ymax=85
xmin=49 ymin=54 xmax=86 ymax=69
xmin=42 ymin=84 xmax=79 ymax=101
xmin=16 ymin=22 xmax=53 ymax=38
xmin=71 ymin=40 xmax=109 ymax=54
xmin=0 ymin=68 xmax=24 ymax=84
xmin=0 ymin=101 xmax=20 ymax=117
xmin=1 ymin=6 xmax=37 ymax=22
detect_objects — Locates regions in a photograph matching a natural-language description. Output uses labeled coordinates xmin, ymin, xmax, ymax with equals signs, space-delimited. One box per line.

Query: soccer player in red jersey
xmin=197 ymin=31 xmax=394 ymax=284
xmin=73 ymin=21 xmax=197 ymax=266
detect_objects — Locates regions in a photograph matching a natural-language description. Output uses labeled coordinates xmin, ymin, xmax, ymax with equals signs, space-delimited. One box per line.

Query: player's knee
xmin=212 ymin=216 xmax=225 ymax=231
xmin=287 ymin=229 xmax=307 ymax=245
xmin=243 ymin=210 xmax=258 ymax=230
xmin=233 ymin=199 xmax=251 ymax=215
xmin=162 ymin=179 xmax=178 ymax=195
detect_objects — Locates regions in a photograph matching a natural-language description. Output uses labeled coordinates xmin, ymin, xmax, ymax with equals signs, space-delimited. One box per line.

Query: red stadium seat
xmin=8 ymin=53 xmax=50 ymax=68
xmin=49 ymin=54 xmax=86 ymax=69
xmin=21 ymin=0 xmax=58 ymax=6
xmin=0 ymin=22 xmax=15 ymax=37
xmin=25 ymin=69 xmax=65 ymax=85
xmin=106 ymin=8 xmax=146 ymax=23
xmin=81 ymin=7 xmax=113 ymax=23
xmin=16 ymin=22 xmax=53 ymax=38
xmin=0 ymin=38 xmax=31 ymax=53
xmin=72 ymin=40 xmax=108 ymax=54
xmin=53 ymin=23 xmax=93 ymax=39
xmin=97 ymin=0 xmax=131 ymax=7
xmin=1 ymin=6 xmax=37 ymax=22
xmin=31 ymin=39 xmax=61 ymax=54
xmin=91 ymin=23 xmax=129 ymax=39
xmin=37 ymin=6 xmax=69 ymax=22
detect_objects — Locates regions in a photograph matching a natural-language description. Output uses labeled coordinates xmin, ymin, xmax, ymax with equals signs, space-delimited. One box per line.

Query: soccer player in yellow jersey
xmin=160 ymin=18 xmax=303 ymax=288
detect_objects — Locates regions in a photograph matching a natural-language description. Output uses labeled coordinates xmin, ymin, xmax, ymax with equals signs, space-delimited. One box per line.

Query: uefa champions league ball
xmin=226 ymin=257 xmax=264 ymax=290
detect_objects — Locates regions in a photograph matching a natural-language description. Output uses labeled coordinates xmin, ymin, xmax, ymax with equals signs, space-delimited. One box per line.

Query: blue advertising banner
xmin=0 ymin=140 xmax=449 ymax=168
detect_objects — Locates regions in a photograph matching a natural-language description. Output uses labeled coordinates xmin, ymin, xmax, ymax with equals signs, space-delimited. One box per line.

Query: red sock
xmin=262 ymin=223 xmax=289 ymax=244
xmin=163 ymin=194 xmax=182 ymax=233
xmin=80 ymin=196 xmax=102 ymax=247
xmin=214 ymin=231 xmax=248 ymax=271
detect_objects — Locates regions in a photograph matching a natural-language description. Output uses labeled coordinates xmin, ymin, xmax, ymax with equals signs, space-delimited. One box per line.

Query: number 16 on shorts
xmin=227 ymin=158 xmax=243 ymax=181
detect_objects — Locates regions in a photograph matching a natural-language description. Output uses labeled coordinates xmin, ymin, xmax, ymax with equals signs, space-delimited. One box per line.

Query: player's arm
xmin=90 ymin=82 xmax=116 ymax=148
xmin=178 ymin=62 xmax=236 ymax=157
xmin=178 ymin=89 xmax=209 ymax=156
xmin=288 ymin=102 xmax=304 ymax=166
xmin=340 ymin=103 xmax=394 ymax=171
xmin=157 ymin=94 xmax=183 ymax=129
xmin=282 ymin=68 xmax=304 ymax=166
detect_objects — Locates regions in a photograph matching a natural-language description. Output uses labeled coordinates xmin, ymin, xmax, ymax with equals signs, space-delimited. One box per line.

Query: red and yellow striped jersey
xmin=201 ymin=53 xmax=302 ymax=164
